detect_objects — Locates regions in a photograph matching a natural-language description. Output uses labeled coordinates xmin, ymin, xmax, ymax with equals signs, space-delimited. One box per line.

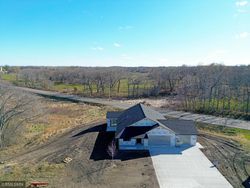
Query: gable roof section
xmin=115 ymin=103 xmax=165 ymax=137
xmin=106 ymin=111 xmax=123 ymax=118
xmin=119 ymin=124 xmax=159 ymax=139
xmin=158 ymin=119 xmax=198 ymax=135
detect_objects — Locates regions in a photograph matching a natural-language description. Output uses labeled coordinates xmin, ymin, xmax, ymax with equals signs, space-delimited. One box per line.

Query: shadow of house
xmin=149 ymin=145 xmax=194 ymax=156
xmin=72 ymin=124 xmax=105 ymax=137
xmin=76 ymin=122 xmax=194 ymax=162
xmin=89 ymin=125 xmax=193 ymax=161
xmin=88 ymin=124 xmax=151 ymax=161
xmin=243 ymin=177 xmax=250 ymax=188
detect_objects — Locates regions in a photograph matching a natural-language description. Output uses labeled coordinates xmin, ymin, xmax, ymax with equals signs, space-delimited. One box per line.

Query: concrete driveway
xmin=149 ymin=144 xmax=232 ymax=188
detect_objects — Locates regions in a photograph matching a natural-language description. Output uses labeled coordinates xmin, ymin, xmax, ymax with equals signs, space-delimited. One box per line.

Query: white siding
xmin=143 ymin=139 xmax=148 ymax=147
xmin=170 ymin=135 xmax=176 ymax=147
xmin=148 ymin=127 xmax=175 ymax=147
xmin=119 ymin=139 xmax=149 ymax=150
xmin=119 ymin=139 xmax=136 ymax=146
xmin=190 ymin=135 xmax=197 ymax=146
xmin=176 ymin=135 xmax=197 ymax=146
xmin=147 ymin=127 xmax=171 ymax=136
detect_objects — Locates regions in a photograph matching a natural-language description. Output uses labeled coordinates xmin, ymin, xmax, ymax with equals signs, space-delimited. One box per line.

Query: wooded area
xmin=1 ymin=65 xmax=250 ymax=120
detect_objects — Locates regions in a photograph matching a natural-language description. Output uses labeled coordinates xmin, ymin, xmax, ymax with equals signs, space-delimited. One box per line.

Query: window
xmin=110 ymin=119 xmax=117 ymax=127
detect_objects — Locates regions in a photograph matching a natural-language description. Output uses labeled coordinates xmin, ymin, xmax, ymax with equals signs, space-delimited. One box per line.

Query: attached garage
xmin=148 ymin=135 xmax=171 ymax=146
xmin=147 ymin=127 xmax=175 ymax=147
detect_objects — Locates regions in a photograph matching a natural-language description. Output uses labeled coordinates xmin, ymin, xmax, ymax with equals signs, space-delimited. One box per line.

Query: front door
xmin=136 ymin=138 xmax=142 ymax=144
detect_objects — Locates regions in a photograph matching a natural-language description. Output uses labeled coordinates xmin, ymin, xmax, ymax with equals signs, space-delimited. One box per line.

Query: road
xmin=4 ymin=83 xmax=250 ymax=130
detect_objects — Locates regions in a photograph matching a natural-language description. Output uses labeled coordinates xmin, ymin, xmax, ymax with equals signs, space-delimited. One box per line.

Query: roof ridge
xmin=138 ymin=103 xmax=146 ymax=118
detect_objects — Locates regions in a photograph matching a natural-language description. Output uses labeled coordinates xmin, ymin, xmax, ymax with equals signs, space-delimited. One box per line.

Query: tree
xmin=0 ymin=86 xmax=41 ymax=148
xmin=107 ymin=139 xmax=117 ymax=166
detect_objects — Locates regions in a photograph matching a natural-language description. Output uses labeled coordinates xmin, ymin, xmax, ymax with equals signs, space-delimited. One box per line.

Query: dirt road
xmin=4 ymin=121 xmax=159 ymax=188
xmin=5 ymin=83 xmax=250 ymax=130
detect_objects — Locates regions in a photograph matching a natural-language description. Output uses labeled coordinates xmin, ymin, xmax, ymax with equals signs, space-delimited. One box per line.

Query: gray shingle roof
xmin=158 ymin=119 xmax=198 ymax=135
xmin=106 ymin=111 xmax=123 ymax=118
xmin=115 ymin=103 xmax=165 ymax=137
xmin=119 ymin=125 xmax=159 ymax=139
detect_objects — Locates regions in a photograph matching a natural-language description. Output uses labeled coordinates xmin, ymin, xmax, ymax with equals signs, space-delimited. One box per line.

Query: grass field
xmin=52 ymin=78 xmax=154 ymax=97
xmin=196 ymin=122 xmax=250 ymax=151
xmin=0 ymin=97 xmax=112 ymax=178
xmin=1 ymin=73 xmax=154 ymax=97
xmin=0 ymin=73 xmax=16 ymax=82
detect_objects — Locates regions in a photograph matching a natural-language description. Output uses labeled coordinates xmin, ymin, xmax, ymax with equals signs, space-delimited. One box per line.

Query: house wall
xmin=176 ymin=135 xmax=197 ymax=146
xmin=190 ymin=135 xmax=197 ymax=146
xmin=119 ymin=138 xmax=136 ymax=146
xmin=148 ymin=126 xmax=172 ymax=135
xmin=106 ymin=118 xmax=117 ymax=131
xmin=148 ymin=127 xmax=175 ymax=147
xmin=118 ymin=138 xmax=149 ymax=150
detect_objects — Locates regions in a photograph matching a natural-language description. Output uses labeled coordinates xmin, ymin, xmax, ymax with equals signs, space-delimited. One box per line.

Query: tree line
xmin=3 ymin=64 xmax=250 ymax=120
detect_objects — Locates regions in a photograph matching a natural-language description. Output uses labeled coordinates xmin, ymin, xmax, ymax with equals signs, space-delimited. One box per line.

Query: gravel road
xmin=4 ymin=83 xmax=250 ymax=130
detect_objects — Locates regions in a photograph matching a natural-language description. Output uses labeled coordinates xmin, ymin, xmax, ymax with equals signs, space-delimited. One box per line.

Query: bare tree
xmin=107 ymin=139 xmax=117 ymax=165
xmin=0 ymin=86 xmax=41 ymax=148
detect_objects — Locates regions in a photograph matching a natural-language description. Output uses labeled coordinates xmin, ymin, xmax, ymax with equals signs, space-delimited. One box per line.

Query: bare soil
xmin=0 ymin=98 xmax=159 ymax=188
xmin=198 ymin=132 xmax=250 ymax=188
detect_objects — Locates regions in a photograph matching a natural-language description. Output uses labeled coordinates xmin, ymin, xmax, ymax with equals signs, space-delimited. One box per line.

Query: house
xmin=0 ymin=67 xmax=7 ymax=74
xmin=106 ymin=103 xmax=197 ymax=150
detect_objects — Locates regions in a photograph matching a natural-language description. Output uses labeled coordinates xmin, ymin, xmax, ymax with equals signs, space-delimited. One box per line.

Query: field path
xmin=2 ymin=83 xmax=250 ymax=130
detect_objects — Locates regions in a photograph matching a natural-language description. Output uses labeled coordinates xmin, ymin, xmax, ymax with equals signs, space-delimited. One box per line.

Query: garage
xmin=148 ymin=135 xmax=171 ymax=146
xmin=147 ymin=127 xmax=175 ymax=147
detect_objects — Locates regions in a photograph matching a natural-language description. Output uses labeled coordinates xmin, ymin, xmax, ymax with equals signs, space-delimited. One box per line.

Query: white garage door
xmin=148 ymin=135 xmax=171 ymax=146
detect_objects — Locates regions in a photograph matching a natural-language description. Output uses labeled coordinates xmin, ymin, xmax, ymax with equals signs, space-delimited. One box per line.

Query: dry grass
xmin=0 ymin=98 xmax=114 ymax=185
xmin=0 ymin=162 xmax=64 ymax=182
xmin=24 ymin=100 xmax=111 ymax=145
xmin=0 ymin=99 xmax=111 ymax=158
xmin=196 ymin=122 xmax=250 ymax=152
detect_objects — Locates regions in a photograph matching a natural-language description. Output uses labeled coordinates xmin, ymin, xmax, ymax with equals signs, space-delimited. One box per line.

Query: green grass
xmin=0 ymin=74 xmax=16 ymax=82
xmin=196 ymin=122 xmax=250 ymax=151
xmin=53 ymin=83 xmax=83 ymax=93
xmin=28 ymin=124 xmax=46 ymax=133
xmin=1 ymin=73 xmax=154 ymax=97
xmin=52 ymin=79 xmax=154 ymax=97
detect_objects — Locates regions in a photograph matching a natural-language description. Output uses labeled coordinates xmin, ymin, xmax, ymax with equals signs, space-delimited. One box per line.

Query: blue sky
xmin=0 ymin=0 xmax=249 ymax=66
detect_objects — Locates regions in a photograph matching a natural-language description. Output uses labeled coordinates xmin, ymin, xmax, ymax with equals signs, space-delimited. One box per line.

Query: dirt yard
xmin=198 ymin=127 xmax=250 ymax=188
xmin=0 ymin=98 xmax=159 ymax=188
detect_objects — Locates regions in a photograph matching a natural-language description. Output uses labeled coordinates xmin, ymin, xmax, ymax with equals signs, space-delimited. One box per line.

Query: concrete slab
xmin=150 ymin=144 xmax=232 ymax=188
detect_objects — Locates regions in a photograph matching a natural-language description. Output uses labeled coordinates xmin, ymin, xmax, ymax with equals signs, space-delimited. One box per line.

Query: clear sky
xmin=0 ymin=0 xmax=249 ymax=67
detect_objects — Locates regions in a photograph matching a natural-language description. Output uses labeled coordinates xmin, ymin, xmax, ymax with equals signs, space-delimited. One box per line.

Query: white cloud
xmin=113 ymin=42 xmax=121 ymax=48
xmin=91 ymin=46 xmax=104 ymax=51
xmin=235 ymin=1 xmax=248 ymax=7
xmin=235 ymin=1 xmax=249 ymax=14
xmin=235 ymin=32 xmax=250 ymax=39
xmin=236 ymin=0 xmax=248 ymax=7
